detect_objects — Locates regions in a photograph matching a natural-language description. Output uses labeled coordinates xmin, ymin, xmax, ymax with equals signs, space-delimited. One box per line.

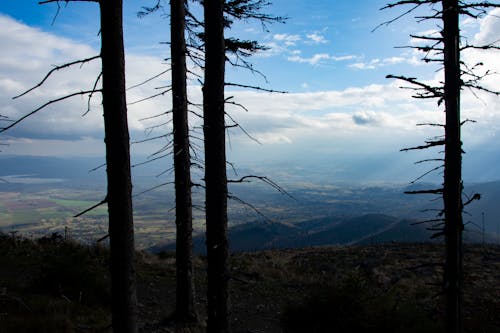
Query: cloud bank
xmin=0 ymin=12 xmax=499 ymax=183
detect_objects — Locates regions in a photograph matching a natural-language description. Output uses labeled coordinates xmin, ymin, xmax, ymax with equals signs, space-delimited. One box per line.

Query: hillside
xmin=150 ymin=214 xmax=437 ymax=254
xmin=1 ymin=234 xmax=499 ymax=332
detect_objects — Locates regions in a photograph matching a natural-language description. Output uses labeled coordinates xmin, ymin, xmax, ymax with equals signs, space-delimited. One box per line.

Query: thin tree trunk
xmin=203 ymin=0 xmax=229 ymax=332
xmin=171 ymin=0 xmax=197 ymax=323
xmin=442 ymin=1 xmax=463 ymax=332
xmin=99 ymin=1 xmax=137 ymax=332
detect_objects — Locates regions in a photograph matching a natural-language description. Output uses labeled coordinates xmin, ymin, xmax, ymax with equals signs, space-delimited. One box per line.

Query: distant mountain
xmin=149 ymin=214 xmax=440 ymax=254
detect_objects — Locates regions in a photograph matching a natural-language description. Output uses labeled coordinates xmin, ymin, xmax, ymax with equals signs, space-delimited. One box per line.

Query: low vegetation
xmin=0 ymin=233 xmax=499 ymax=332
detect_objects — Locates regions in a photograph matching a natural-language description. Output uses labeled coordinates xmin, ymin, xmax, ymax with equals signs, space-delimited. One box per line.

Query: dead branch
xmin=225 ymin=82 xmax=287 ymax=93
xmin=88 ymin=162 xmax=106 ymax=173
xmin=127 ymin=68 xmax=171 ymax=91
xmin=227 ymin=193 xmax=271 ymax=223
xmin=139 ymin=110 xmax=172 ymax=122
xmin=97 ymin=234 xmax=110 ymax=242
xmin=128 ymin=88 xmax=172 ymax=105
xmin=224 ymin=111 xmax=261 ymax=145
xmin=1 ymin=89 xmax=101 ymax=133
xmin=414 ymin=158 xmax=444 ymax=164
xmin=13 ymin=55 xmax=100 ymax=99
xmin=228 ymin=175 xmax=295 ymax=200
xmin=410 ymin=165 xmax=444 ymax=184
xmin=74 ymin=196 xmax=107 ymax=217
xmin=131 ymin=134 xmax=170 ymax=144
xmin=156 ymin=166 xmax=175 ymax=178
xmin=83 ymin=72 xmax=103 ymax=116
xmin=416 ymin=122 xmax=444 ymax=127
xmin=225 ymin=96 xmax=250 ymax=112
xmin=132 ymin=182 xmax=174 ymax=197
xmin=463 ymin=193 xmax=480 ymax=206
xmin=400 ymin=139 xmax=445 ymax=151
xmin=411 ymin=218 xmax=445 ymax=225
xmin=373 ymin=1 xmax=433 ymax=32
xmin=404 ymin=188 xmax=443 ymax=195
xmin=131 ymin=152 xmax=172 ymax=168
xmin=386 ymin=74 xmax=443 ymax=100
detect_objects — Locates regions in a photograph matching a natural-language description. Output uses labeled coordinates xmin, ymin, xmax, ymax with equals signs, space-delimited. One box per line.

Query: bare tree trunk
xmin=99 ymin=1 xmax=137 ymax=332
xmin=442 ymin=1 xmax=463 ymax=332
xmin=171 ymin=0 xmax=197 ymax=323
xmin=203 ymin=0 xmax=229 ymax=332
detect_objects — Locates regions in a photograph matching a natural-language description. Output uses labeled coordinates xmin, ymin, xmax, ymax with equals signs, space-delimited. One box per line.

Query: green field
xmin=52 ymin=198 xmax=108 ymax=216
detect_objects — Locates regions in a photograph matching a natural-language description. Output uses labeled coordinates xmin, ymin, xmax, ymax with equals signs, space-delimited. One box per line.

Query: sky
xmin=0 ymin=1 xmax=499 ymax=185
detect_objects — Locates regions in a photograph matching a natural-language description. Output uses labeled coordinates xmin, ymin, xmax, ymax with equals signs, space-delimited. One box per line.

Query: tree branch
xmin=74 ymin=196 xmax=107 ymax=218
xmin=1 ymin=89 xmax=101 ymax=133
xmin=13 ymin=55 xmax=100 ymax=99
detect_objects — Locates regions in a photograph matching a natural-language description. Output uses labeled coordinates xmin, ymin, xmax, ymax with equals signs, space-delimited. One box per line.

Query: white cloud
xmin=349 ymin=55 xmax=418 ymax=70
xmin=473 ymin=8 xmax=500 ymax=45
xmin=0 ymin=15 xmax=170 ymax=144
xmin=1 ymin=13 xmax=499 ymax=181
xmin=288 ymin=53 xmax=356 ymax=65
xmin=288 ymin=53 xmax=330 ymax=65
xmin=349 ymin=62 xmax=376 ymax=70
xmin=306 ymin=33 xmax=327 ymax=44
xmin=273 ymin=33 xmax=301 ymax=46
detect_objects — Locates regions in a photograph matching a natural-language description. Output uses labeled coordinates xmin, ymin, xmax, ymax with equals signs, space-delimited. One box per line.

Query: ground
xmin=0 ymin=234 xmax=499 ymax=332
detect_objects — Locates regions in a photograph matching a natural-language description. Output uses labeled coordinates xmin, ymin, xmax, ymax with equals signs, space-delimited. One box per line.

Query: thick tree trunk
xmin=99 ymin=1 xmax=137 ymax=332
xmin=171 ymin=0 xmax=197 ymax=323
xmin=203 ymin=0 xmax=229 ymax=332
xmin=442 ymin=1 xmax=463 ymax=332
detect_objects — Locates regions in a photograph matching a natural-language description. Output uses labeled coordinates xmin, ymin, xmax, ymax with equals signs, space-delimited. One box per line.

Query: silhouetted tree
xmin=203 ymin=1 xmax=228 ymax=332
xmin=99 ymin=1 xmax=138 ymax=332
xmin=3 ymin=1 xmax=138 ymax=332
xmin=379 ymin=1 xmax=500 ymax=332
xmin=171 ymin=0 xmax=197 ymax=323
xmin=137 ymin=2 xmax=284 ymax=331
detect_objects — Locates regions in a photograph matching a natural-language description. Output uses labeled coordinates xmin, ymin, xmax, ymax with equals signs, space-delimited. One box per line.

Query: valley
xmin=1 ymin=174 xmax=498 ymax=251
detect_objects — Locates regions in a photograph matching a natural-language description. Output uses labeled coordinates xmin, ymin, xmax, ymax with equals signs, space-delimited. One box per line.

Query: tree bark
xmin=99 ymin=1 xmax=137 ymax=332
xmin=442 ymin=1 xmax=463 ymax=332
xmin=203 ymin=0 xmax=229 ymax=332
xmin=171 ymin=0 xmax=197 ymax=323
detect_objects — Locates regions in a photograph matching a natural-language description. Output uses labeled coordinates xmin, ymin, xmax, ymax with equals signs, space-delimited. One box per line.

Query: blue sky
xmin=0 ymin=1 xmax=499 ymax=184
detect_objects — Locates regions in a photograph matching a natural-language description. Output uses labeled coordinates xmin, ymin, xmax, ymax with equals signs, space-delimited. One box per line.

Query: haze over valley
xmin=1 ymin=155 xmax=498 ymax=251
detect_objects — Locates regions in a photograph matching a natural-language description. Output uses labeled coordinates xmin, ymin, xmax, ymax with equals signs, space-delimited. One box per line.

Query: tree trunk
xmin=203 ymin=0 xmax=229 ymax=332
xmin=99 ymin=1 xmax=138 ymax=332
xmin=442 ymin=1 xmax=463 ymax=332
xmin=171 ymin=0 xmax=197 ymax=323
